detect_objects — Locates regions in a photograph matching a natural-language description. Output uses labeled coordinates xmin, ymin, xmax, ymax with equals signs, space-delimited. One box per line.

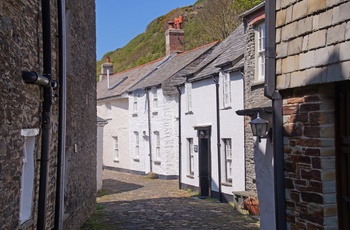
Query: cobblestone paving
xmin=81 ymin=170 xmax=260 ymax=230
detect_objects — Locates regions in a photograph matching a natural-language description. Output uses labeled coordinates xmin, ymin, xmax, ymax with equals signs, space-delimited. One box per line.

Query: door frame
xmin=335 ymin=81 xmax=350 ymax=230
xmin=194 ymin=125 xmax=211 ymax=198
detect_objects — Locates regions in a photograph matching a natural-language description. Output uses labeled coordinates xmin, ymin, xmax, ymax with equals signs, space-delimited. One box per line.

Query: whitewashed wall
xmin=129 ymin=87 xmax=179 ymax=177
xmin=180 ymin=70 xmax=245 ymax=196
xmin=129 ymin=92 xmax=149 ymax=174
xmin=219 ymin=71 xmax=245 ymax=193
xmin=97 ymin=98 xmax=130 ymax=171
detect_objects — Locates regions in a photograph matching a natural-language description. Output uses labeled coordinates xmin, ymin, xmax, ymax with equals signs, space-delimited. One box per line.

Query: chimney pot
xmin=165 ymin=16 xmax=184 ymax=56
xmin=168 ymin=21 xmax=174 ymax=29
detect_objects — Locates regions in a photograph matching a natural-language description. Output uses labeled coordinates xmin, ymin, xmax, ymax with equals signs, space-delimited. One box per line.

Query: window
xmin=186 ymin=83 xmax=192 ymax=112
xmin=154 ymin=131 xmax=160 ymax=160
xmin=223 ymin=138 xmax=232 ymax=182
xmin=187 ymin=138 xmax=194 ymax=175
xmin=113 ymin=136 xmax=119 ymax=161
xmin=153 ymin=90 xmax=158 ymax=114
xmin=256 ymin=23 xmax=265 ymax=82
xmin=106 ymin=102 xmax=112 ymax=119
xmin=223 ymin=74 xmax=231 ymax=107
xmin=134 ymin=132 xmax=139 ymax=158
xmin=133 ymin=96 xmax=138 ymax=115
xmin=20 ymin=134 xmax=36 ymax=224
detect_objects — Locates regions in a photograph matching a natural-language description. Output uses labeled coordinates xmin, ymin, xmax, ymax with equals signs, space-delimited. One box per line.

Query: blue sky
xmin=96 ymin=0 xmax=197 ymax=60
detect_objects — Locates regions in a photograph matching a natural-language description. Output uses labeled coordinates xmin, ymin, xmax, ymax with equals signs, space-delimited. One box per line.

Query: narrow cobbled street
xmin=81 ymin=170 xmax=260 ymax=229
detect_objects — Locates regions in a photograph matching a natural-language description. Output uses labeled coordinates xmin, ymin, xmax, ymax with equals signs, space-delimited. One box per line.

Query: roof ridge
xmin=110 ymin=56 xmax=165 ymax=77
xmin=109 ymin=41 xmax=219 ymax=78
xmin=176 ymin=40 xmax=219 ymax=56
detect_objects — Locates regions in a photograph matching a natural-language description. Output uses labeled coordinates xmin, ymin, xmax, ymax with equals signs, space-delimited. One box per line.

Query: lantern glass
xmin=249 ymin=113 xmax=269 ymax=137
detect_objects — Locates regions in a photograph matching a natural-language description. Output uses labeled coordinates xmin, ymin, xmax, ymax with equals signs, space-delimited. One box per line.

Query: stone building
xmin=265 ymin=0 xmax=350 ymax=229
xmin=0 ymin=0 xmax=96 ymax=229
xmin=236 ymin=3 xmax=276 ymax=229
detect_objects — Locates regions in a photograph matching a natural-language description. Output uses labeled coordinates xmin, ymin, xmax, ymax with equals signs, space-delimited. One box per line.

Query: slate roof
xmin=128 ymin=41 xmax=218 ymax=91
xmin=162 ymin=24 xmax=244 ymax=95
xmin=190 ymin=23 xmax=244 ymax=81
xmin=97 ymin=57 xmax=168 ymax=100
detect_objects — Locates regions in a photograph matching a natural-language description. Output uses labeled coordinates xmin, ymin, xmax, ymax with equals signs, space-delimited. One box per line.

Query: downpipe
xmin=265 ymin=0 xmax=286 ymax=229
xmin=22 ymin=0 xmax=56 ymax=229
xmin=146 ymin=89 xmax=153 ymax=173
xmin=176 ymin=86 xmax=182 ymax=190
xmin=213 ymin=76 xmax=222 ymax=202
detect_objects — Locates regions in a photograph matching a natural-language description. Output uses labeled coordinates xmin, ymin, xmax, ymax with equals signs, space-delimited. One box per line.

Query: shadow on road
xmin=98 ymin=179 xmax=144 ymax=197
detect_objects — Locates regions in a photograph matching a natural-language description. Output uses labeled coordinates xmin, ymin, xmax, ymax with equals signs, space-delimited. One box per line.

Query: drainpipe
xmin=146 ymin=89 xmax=153 ymax=173
xmin=54 ymin=0 xmax=67 ymax=229
xmin=265 ymin=0 xmax=286 ymax=229
xmin=38 ymin=0 xmax=52 ymax=228
xmin=213 ymin=75 xmax=222 ymax=202
xmin=176 ymin=86 xmax=182 ymax=189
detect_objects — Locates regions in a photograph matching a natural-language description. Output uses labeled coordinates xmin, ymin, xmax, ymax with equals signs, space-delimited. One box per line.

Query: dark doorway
xmin=197 ymin=129 xmax=211 ymax=198
xmin=336 ymin=82 xmax=350 ymax=230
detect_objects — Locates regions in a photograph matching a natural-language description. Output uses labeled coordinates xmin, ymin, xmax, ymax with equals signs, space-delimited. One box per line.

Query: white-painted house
xmin=97 ymin=56 xmax=168 ymax=174
xmin=163 ymin=24 xmax=246 ymax=201
xmin=97 ymin=18 xmax=218 ymax=179
xmin=127 ymin=42 xmax=219 ymax=179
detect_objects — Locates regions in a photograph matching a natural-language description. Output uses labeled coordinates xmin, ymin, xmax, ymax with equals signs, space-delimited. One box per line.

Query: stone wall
xmin=243 ymin=21 xmax=270 ymax=193
xmin=281 ymin=84 xmax=337 ymax=229
xmin=276 ymin=0 xmax=350 ymax=89
xmin=0 ymin=0 xmax=96 ymax=229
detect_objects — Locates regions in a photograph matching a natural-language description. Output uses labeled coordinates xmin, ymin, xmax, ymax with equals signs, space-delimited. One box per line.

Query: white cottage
xmin=97 ymin=17 xmax=218 ymax=179
xmin=164 ymin=24 xmax=247 ymax=201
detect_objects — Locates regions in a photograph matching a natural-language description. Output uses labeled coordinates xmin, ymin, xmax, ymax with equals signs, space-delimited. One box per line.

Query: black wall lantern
xmin=249 ymin=113 xmax=271 ymax=142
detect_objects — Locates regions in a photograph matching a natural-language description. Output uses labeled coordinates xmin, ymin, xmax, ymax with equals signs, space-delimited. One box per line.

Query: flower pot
xmin=243 ymin=197 xmax=260 ymax=215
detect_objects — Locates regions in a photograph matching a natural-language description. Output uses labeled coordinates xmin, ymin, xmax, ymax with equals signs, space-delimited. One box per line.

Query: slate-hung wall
xmin=275 ymin=0 xmax=350 ymax=228
xmin=0 ymin=0 xmax=96 ymax=229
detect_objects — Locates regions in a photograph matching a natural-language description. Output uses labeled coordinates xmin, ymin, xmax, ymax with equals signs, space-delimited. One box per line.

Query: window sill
xmin=221 ymin=106 xmax=232 ymax=110
xmin=186 ymin=174 xmax=194 ymax=179
xmin=113 ymin=159 xmax=119 ymax=163
xmin=251 ymin=80 xmax=264 ymax=87
xmin=221 ymin=182 xmax=232 ymax=187
xmin=153 ymin=160 xmax=161 ymax=165
xmin=19 ymin=220 xmax=34 ymax=230
xmin=133 ymin=158 xmax=140 ymax=162
xmin=132 ymin=113 xmax=138 ymax=117
xmin=185 ymin=111 xmax=193 ymax=115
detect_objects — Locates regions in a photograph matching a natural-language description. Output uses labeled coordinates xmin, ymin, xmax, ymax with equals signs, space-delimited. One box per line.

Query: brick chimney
xmin=165 ymin=16 xmax=184 ymax=56
xmin=99 ymin=56 xmax=114 ymax=81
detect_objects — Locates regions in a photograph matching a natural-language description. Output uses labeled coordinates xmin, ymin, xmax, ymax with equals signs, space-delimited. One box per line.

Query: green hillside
xmin=96 ymin=0 xmax=263 ymax=79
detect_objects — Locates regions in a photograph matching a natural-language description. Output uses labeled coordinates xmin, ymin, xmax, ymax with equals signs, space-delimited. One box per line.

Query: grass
xmin=80 ymin=204 xmax=115 ymax=230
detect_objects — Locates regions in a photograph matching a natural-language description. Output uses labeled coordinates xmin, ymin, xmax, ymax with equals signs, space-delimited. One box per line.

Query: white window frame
xmin=134 ymin=132 xmax=139 ymax=159
xmin=113 ymin=136 xmax=119 ymax=161
xmin=106 ymin=102 xmax=112 ymax=119
xmin=186 ymin=83 xmax=192 ymax=112
xmin=255 ymin=22 xmax=265 ymax=82
xmin=223 ymin=74 xmax=231 ymax=107
xmin=132 ymin=96 xmax=138 ymax=115
xmin=20 ymin=129 xmax=39 ymax=224
xmin=154 ymin=131 xmax=160 ymax=160
xmin=223 ymin=138 xmax=232 ymax=183
xmin=153 ymin=90 xmax=158 ymax=114
xmin=187 ymin=138 xmax=194 ymax=175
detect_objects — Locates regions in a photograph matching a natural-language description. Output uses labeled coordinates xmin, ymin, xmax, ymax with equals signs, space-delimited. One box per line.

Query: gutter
xmin=213 ymin=75 xmax=222 ymax=202
xmin=176 ymin=86 xmax=182 ymax=189
xmin=265 ymin=0 xmax=286 ymax=229
xmin=54 ymin=0 xmax=67 ymax=229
